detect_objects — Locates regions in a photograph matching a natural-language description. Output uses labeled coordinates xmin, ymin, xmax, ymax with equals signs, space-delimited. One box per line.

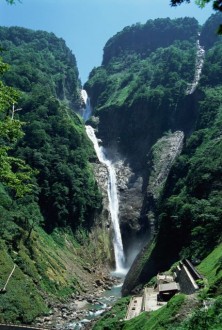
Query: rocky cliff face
xmin=85 ymin=17 xmax=199 ymax=267
xmin=90 ymin=145 xmax=147 ymax=267
xmin=147 ymin=131 xmax=184 ymax=201
xmin=85 ymin=14 xmax=222 ymax=295
xmin=122 ymin=131 xmax=185 ymax=295
xmin=121 ymin=14 xmax=222 ymax=295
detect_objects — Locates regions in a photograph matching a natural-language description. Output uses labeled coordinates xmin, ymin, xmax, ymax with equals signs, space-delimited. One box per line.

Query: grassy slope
xmin=92 ymin=297 xmax=130 ymax=330
xmin=0 ymin=240 xmax=47 ymax=324
xmin=197 ymin=244 xmax=222 ymax=295
xmin=0 ymin=224 xmax=105 ymax=324
xmin=93 ymin=294 xmax=186 ymax=330
xmin=94 ymin=244 xmax=222 ymax=330
xmin=123 ymin=295 xmax=185 ymax=330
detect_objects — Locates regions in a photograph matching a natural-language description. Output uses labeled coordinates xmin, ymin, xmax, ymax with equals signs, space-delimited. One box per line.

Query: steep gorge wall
xmin=0 ymin=27 xmax=104 ymax=323
xmin=122 ymin=13 xmax=222 ymax=295
xmin=86 ymin=14 xmax=222 ymax=295
xmin=86 ymin=17 xmax=200 ymax=261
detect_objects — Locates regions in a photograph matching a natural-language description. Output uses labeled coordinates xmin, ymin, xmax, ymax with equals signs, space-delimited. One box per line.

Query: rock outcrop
xmin=146 ymin=130 xmax=184 ymax=210
xmin=122 ymin=131 xmax=185 ymax=296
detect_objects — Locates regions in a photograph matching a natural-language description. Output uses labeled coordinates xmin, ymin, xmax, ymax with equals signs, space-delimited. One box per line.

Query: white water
xmin=186 ymin=40 xmax=205 ymax=95
xmin=85 ymin=125 xmax=125 ymax=272
xmin=81 ymin=89 xmax=92 ymax=122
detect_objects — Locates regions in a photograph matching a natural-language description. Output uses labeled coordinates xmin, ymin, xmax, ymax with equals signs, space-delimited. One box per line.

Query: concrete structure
xmin=175 ymin=259 xmax=201 ymax=295
xmin=125 ymin=296 xmax=143 ymax=320
xmin=125 ymin=259 xmax=202 ymax=321
xmin=125 ymin=287 xmax=165 ymax=320
xmin=143 ymin=288 xmax=166 ymax=312
xmin=157 ymin=274 xmax=174 ymax=284
xmin=157 ymin=282 xmax=180 ymax=302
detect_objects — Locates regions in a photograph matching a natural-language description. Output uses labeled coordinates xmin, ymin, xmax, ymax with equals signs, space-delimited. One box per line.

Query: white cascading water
xmin=186 ymin=40 xmax=205 ymax=95
xmin=81 ymin=89 xmax=125 ymax=272
xmin=81 ymin=89 xmax=92 ymax=122
xmin=85 ymin=125 xmax=125 ymax=272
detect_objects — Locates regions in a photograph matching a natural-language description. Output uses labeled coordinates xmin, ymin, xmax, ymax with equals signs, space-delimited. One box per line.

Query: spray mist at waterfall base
xmin=111 ymin=267 xmax=129 ymax=278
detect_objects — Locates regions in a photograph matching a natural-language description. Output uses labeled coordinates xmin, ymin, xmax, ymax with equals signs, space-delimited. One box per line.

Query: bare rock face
xmin=115 ymin=159 xmax=144 ymax=232
xmin=91 ymin=152 xmax=144 ymax=233
xmin=147 ymin=131 xmax=184 ymax=202
xmin=90 ymin=146 xmax=146 ymax=269
xmin=90 ymin=131 xmax=184 ymax=273
xmin=93 ymin=162 xmax=110 ymax=226
xmin=122 ymin=131 xmax=185 ymax=296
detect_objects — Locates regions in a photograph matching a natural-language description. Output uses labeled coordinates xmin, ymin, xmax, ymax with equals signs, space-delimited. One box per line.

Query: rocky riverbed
xmin=34 ymin=274 xmax=122 ymax=330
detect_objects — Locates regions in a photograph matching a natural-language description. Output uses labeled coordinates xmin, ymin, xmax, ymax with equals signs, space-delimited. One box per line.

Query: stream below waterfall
xmin=54 ymin=281 xmax=124 ymax=330
xmin=49 ymin=90 xmax=128 ymax=330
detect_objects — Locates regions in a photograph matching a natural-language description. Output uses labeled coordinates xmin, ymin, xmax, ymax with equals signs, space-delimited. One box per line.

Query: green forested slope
xmin=0 ymin=27 xmax=79 ymax=106
xmin=0 ymin=26 xmax=102 ymax=234
xmin=87 ymin=12 xmax=222 ymax=329
xmin=85 ymin=17 xmax=198 ymax=171
xmin=120 ymin=13 xmax=222 ymax=295
xmin=0 ymin=26 xmax=102 ymax=323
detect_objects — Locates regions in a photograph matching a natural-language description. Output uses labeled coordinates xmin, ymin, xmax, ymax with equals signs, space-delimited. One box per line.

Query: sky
xmin=0 ymin=0 xmax=213 ymax=84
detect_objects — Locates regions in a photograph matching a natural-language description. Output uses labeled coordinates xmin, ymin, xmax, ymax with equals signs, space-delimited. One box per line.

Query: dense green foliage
xmin=86 ymin=18 xmax=198 ymax=170
xmin=17 ymin=94 xmax=101 ymax=232
xmin=0 ymin=26 xmax=101 ymax=233
xmin=0 ymin=27 xmax=80 ymax=107
xmin=87 ymin=18 xmax=222 ymax=330
xmin=0 ymin=26 xmax=102 ymax=323
xmin=197 ymin=244 xmax=222 ymax=295
xmin=102 ymin=18 xmax=198 ymax=66
xmin=0 ymin=55 xmax=34 ymax=197
xmin=200 ymin=12 xmax=222 ymax=48
xmin=0 ymin=238 xmax=48 ymax=323
xmin=119 ymin=14 xmax=222 ymax=297
xmin=92 ymin=297 xmax=130 ymax=330
xmin=170 ymin=296 xmax=222 ymax=330
xmin=157 ymin=46 xmax=222 ymax=262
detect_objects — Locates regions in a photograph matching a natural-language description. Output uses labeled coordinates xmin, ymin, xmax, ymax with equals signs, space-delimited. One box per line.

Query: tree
xmin=171 ymin=0 xmax=222 ymax=32
xmin=5 ymin=0 xmax=20 ymax=4
xmin=0 ymin=56 xmax=34 ymax=196
xmin=171 ymin=0 xmax=222 ymax=12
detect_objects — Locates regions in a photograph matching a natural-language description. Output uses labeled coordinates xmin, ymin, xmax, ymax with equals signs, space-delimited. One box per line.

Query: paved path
xmin=143 ymin=288 xmax=166 ymax=312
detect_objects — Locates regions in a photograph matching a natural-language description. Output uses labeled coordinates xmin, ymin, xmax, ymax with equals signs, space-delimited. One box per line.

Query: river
xmin=56 ymin=281 xmax=123 ymax=330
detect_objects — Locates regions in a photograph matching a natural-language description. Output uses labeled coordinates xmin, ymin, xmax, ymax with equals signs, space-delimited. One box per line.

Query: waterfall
xmin=186 ymin=40 xmax=205 ymax=95
xmin=85 ymin=125 xmax=125 ymax=272
xmin=81 ymin=90 xmax=125 ymax=272
xmin=81 ymin=89 xmax=92 ymax=122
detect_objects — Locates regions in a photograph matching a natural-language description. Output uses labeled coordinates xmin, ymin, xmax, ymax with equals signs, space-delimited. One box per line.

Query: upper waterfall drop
xmin=186 ymin=40 xmax=205 ymax=95
xmin=85 ymin=125 xmax=126 ymax=273
xmin=81 ymin=89 xmax=92 ymax=122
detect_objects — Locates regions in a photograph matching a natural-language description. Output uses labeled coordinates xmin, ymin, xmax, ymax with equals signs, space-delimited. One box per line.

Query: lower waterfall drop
xmin=81 ymin=89 xmax=92 ymax=121
xmin=85 ymin=125 xmax=125 ymax=273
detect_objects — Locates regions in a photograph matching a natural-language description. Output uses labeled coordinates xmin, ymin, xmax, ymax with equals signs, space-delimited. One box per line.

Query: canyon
xmin=0 ymin=12 xmax=222 ymax=330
